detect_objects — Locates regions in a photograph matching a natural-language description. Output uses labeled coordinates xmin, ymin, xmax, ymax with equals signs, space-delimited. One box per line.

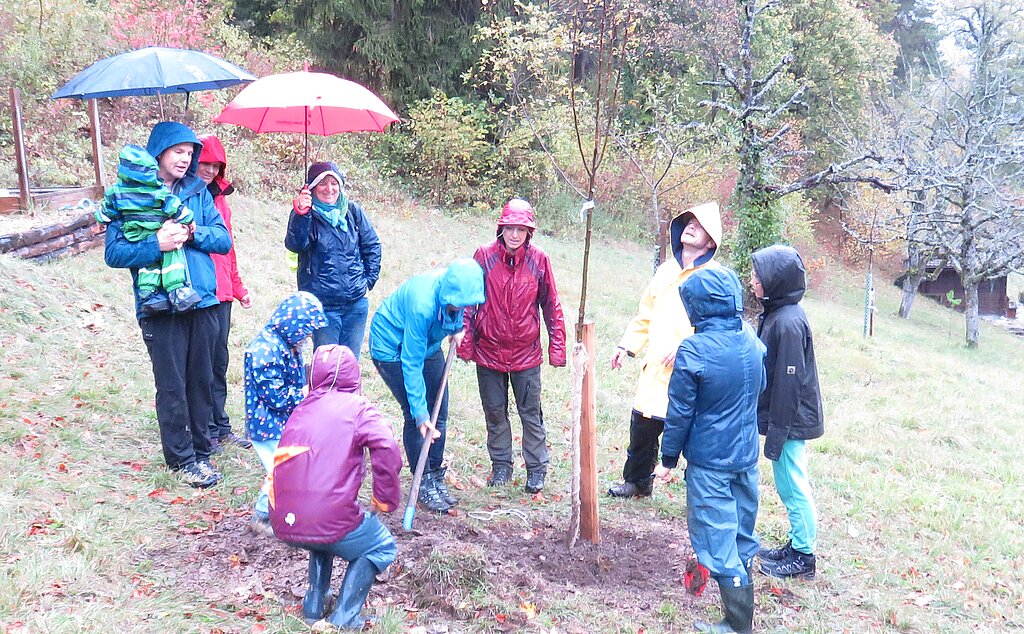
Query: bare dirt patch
xmin=146 ymin=500 xmax=715 ymax=631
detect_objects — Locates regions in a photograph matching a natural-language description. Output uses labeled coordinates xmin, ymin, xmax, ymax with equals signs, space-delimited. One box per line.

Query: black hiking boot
xmin=606 ymin=477 xmax=653 ymax=498
xmin=525 ymin=468 xmax=546 ymax=494
xmin=417 ymin=472 xmax=451 ymax=514
xmin=169 ymin=286 xmax=202 ymax=312
xmin=208 ymin=436 xmax=223 ymax=456
xmin=175 ymin=462 xmax=218 ymax=489
xmin=195 ymin=459 xmax=222 ymax=485
xmin=432 ymin=468 xmax=458 ymax=507
xmin=487 ymin=465 xmax=513 ymax=487
xmin=758 ymin=540 xmax=793 ymax=562
xmin=759 ymin=549 xmax=816 ymax=580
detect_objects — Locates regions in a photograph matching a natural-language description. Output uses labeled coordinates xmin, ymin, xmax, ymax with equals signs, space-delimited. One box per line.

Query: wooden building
xmin=916 ymin=264 xmax=1009 ymax=317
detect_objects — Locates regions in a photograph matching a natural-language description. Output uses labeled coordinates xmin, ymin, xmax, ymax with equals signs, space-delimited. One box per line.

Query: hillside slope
xmin=0 ymin=194 xmax=1021 ymax=633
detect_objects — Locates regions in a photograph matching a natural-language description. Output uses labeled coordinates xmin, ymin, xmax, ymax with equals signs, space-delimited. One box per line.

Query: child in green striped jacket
xmin=97 ymin=144 xmax=201 ymax=314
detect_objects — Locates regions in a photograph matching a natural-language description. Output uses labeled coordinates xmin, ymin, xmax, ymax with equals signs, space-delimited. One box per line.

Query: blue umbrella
xmin=52 ymin=46 xmax=255 ymax=100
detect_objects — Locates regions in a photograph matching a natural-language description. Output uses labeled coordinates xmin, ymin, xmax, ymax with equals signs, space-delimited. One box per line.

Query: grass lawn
xmin=0 ymin=188 xmax=1021 ymax=633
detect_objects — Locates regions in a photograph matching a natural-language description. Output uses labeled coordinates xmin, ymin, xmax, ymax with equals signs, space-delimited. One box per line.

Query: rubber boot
xmin=695 ymin=583 xmax=754 ymax=634
xmin=433 ymin=467 xmax=458 ymax=507
xmin=303 ymin=551 xmax=335 ymax=621
xmin=327 ymin=556 xmax=378 ymax=630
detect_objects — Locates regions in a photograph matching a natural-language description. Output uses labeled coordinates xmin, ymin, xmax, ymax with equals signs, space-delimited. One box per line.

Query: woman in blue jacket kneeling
xmin=654 ymin=267 xmax=766 ymax=634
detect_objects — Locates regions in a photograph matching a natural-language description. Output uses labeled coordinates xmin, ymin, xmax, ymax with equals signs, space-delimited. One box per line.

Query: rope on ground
xmin=466 ymin=509 xmax=530 ymax=523
xmin=567 ymin=340 xmax=587 ymax=550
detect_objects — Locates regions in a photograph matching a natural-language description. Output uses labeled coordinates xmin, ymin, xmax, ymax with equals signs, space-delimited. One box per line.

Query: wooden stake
xmin=88 ymin=99 xmax=105 ymax=189
xmin=579 ymin=319 xmax=600 ymax=544
xmin=10 ymin=88 xmax=32 ymax=211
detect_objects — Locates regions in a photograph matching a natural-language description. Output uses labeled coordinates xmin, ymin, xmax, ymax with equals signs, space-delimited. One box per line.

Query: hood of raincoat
xmin=198 ymin=133 xmax=234 ymax=198
xmin=146 ymin=121 xmax=203 ymax=179
xmin=267 ymin=291 xmax=328 ymax=347
xmin=680 ymin=266 xmax=744 ymax=333
xmin=751 ymin=245 xmax=806 ymax=313
xmin=115 ymin=144 xmax=162 ymax=188
xmin=308 ymin=344 xmax=361 ymax=394
xmin=496 ymin=198 xmax=537 ymax=243
xmin=438 ymin=258 xmax=486 ymax=307
xmin=670 ymin=201 xmax=722 ymax=268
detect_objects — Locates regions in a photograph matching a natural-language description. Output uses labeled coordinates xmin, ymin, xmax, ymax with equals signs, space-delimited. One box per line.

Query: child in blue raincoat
xmin=244 ymin=291 xmax=327 ymax=534
xmin=654 ymin=267 xmax=766 ymax=634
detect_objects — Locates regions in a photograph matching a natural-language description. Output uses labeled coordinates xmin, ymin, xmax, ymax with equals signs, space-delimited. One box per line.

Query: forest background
xmin=4 ymin=0 xmax=982 ymax=336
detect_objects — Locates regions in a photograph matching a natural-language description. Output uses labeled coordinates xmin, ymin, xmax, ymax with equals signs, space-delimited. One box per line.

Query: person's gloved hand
xmin=293 ymin=186 xmax=312 ymax=215
xmin=763 ymin=425 xmax=787 ymax=461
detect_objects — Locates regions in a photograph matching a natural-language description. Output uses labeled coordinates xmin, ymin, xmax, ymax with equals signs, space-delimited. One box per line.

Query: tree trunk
xmin=898 ymin=239 xmax=924 ymax=319
xmin=899 ymin=190 xmax=928 ymax=319
xmin=898 ymin=270 xmax=924 ymax=319
xmin=651 ymin=189 xmax=664 ymax=271
xmin=964 ymin=280 xmax=980 ymax=349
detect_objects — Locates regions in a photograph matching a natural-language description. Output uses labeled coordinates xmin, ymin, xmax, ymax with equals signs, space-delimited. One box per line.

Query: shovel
xmin=402 ymin=337 xmax=458 ymax=531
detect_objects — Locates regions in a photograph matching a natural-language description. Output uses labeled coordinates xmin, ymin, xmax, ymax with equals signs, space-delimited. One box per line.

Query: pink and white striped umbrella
xmin=214 ymin=70 xmax=400 ymax=171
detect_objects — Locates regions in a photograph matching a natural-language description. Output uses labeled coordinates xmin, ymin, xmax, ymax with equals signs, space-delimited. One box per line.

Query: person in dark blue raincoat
xmin=654 ymin=267 xmax=766 ymax=634
xmin=104 ymin=121 xmax=232 ymax=489
xmin=285 ymin=162 xmax=381 ymax=358
xmin=369 ymin=258 xmax=485 ymax=515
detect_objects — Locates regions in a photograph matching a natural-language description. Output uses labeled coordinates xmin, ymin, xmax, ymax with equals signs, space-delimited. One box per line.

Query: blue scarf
xmin=312 ymin=192 xmax=349 ymax=232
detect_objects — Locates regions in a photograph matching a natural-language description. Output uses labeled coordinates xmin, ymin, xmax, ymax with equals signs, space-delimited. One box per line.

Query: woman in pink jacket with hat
xmin=457 ymin=198 xmax=566 ymax=495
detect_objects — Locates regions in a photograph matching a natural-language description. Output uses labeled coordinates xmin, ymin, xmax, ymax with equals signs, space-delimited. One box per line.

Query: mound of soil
xmin=147 ymin=502 xmax=715 ymax=631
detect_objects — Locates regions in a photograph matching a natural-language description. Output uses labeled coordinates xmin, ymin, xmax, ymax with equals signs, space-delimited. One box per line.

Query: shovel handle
xmin=402 ymin=338 xmax=458 ymax=530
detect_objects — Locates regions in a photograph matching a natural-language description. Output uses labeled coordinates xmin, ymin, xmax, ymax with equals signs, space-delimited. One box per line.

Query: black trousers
xmin=621 ymin=410 xmax=665 ymax=484
xmin=210 ymin=301 xmax=233 ymax=439
xmin=139 ymin=307 xmax=217 ymax=468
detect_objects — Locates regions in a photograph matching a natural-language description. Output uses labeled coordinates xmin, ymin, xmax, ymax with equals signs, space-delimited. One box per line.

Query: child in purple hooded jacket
xmin=270 ymin=344 xmax=402 ymax=629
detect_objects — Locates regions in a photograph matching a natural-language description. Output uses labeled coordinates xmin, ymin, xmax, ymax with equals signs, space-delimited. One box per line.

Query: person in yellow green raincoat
xmin=607 ymin=201 xmax=722 ymax=498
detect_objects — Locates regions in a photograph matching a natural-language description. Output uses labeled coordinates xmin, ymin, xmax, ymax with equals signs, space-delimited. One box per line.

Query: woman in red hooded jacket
xmin=457 ymin=198 xmax=566 ymax=494
xmin=197 ymin=134 xmax=252 ymax=452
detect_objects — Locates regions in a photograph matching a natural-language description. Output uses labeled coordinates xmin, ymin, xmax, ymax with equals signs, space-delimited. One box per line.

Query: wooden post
xmin=87 ymin=99 xmax=105 ymax=188
xmin=10 ymin=87 xmax=32 ymax=210
xmin=580 ymin=319 xmax=600 ymax=544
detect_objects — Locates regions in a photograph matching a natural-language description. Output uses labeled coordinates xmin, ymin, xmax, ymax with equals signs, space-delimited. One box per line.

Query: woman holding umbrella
xmin=285 ymin=162 xmax=381 ymax=358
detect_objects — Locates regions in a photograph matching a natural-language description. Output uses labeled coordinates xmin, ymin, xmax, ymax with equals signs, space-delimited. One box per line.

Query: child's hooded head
xmin=307 ymin=344 xmax=361 ymax=394
xmin=679 ymin=266 xmax=744 ymax=331
xmin=267 ymin=291 xmax=328 ymax=348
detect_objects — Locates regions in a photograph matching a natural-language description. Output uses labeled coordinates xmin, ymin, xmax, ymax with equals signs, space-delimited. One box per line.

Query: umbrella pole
xmin=304 ymin=106 xmax=309 ymax=177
